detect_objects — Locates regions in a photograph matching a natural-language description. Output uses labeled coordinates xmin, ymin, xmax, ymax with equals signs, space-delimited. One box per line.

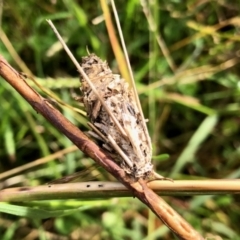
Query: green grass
xmin=1 ymin=0 xmax=240 ymax=239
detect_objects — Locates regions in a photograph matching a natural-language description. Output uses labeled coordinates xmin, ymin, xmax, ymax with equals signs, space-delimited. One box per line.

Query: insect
xmin=80 ymin=54 xmax=153 ymax=179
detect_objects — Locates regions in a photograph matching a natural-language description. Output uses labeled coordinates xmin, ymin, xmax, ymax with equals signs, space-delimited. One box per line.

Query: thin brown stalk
xmin=0 ymin=146 xmax=78 ymax=181
xmin=99 ymin=0 xmax=130 ymax=83
xmin=140 ymin=0 xmax=177 ymax=73
xmin=140 ymin=57 xmax=239 ymax=92
xmin=0 ymin=56 xmax=204 ymax=239
xmin=0 ymin=29 xmax=33 ymax=76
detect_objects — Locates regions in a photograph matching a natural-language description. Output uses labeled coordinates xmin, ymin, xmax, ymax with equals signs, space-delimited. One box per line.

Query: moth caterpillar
xmin=80 ymin=54 xmax=153 ymax=179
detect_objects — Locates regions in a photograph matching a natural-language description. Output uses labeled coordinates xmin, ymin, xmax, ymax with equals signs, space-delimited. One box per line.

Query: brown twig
xmin=0 ymin=56 xmax=204 ymax=239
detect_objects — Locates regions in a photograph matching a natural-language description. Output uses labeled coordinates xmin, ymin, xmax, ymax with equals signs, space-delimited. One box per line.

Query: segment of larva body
xmin=80 ymin=54 xmax=153 ymax=179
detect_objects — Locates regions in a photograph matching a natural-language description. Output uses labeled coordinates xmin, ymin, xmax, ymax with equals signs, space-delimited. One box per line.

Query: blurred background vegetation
xmin=1 ymin=0 xmax=240 ymax=239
